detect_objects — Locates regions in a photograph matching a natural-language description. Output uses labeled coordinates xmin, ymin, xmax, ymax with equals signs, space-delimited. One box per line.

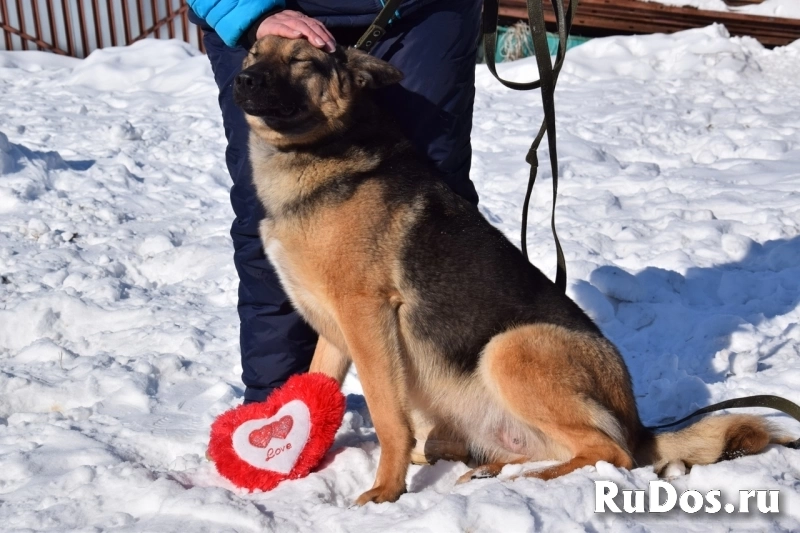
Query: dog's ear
xmin=343 ymin=47 xmax=404 ymax=89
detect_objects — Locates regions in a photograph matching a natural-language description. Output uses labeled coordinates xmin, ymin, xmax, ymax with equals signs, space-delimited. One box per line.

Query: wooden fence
xmin=500 ymin=0 xmax=800 ymax=47
xmin=0 ymin=0 xmax=204 ymax=58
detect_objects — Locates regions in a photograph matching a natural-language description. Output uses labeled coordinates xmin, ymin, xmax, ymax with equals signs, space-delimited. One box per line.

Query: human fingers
xmin=256 ymin=11 xmax=336 ymax=52
xmin=277 ymin=15 xmax=336 ymax=52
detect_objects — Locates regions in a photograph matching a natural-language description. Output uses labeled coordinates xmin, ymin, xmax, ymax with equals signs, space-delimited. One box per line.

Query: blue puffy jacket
xmin=187 ymin=0 xmax=284 ymax=47
xmin=188 ymin=0 xmax=435 ymax=48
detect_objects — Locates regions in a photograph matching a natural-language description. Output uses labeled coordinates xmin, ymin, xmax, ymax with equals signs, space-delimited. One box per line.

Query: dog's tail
xmin=637 ymin=414 xmax=792 ymax=474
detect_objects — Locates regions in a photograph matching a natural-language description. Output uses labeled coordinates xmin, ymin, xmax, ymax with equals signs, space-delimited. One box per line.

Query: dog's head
xmin=234 ymin=36 xmax=404 ymax=148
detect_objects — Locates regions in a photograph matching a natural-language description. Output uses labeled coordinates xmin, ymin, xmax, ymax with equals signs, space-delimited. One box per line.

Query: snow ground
xmin=1 ymin=24 xmax=800 ymax=532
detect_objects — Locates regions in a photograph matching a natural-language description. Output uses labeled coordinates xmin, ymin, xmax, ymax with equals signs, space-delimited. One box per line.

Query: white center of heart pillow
xmin=231 ymin=400 xmax=311 ymax=474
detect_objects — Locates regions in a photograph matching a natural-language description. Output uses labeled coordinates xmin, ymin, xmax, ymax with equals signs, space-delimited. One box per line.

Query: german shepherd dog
xmin=233 ymin=36 xmax=790 ymax=505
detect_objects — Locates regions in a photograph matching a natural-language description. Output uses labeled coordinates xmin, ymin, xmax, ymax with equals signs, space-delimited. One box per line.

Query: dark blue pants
xmin=198 ymin=0 xmax=481 ymax=402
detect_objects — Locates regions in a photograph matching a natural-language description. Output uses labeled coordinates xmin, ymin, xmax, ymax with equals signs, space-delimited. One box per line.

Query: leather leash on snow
xmin=647 ymin=394 xmax=800 ymax=448
xmin=482 ymin=0 xmax=578 ymax=293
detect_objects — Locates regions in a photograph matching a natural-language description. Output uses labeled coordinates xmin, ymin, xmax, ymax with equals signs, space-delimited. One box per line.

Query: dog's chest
xmin=259 ymin=220 xmax=340 ymax=338
xmin=260 ymin=230 xmax=312 ymax=307
xmin=262 ymin=236 xmax=295 ymax=293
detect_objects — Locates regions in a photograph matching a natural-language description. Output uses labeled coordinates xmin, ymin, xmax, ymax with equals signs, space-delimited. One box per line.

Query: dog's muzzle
xmin=234 ymin=69 xmax=301 ymax=120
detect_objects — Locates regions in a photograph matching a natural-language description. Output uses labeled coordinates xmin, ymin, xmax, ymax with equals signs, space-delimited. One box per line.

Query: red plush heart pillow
xmin=208 ymin=373 xmax=346 ymax=491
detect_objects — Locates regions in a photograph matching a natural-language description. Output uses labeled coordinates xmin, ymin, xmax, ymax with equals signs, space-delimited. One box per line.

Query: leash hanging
xmin=357 ymin=0 xmax=575 ymax=292
xmin=483 ymin=0 xmax=578 ymax=293
xmin=354 ymin=0 xmax=402 ymax=52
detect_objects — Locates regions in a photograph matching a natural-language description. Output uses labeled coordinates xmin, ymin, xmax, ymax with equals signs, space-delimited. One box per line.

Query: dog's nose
xmin=236 ymin=69 xmax=266 ymax=89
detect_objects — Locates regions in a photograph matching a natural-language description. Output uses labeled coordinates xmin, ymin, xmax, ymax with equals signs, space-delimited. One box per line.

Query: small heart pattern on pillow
xmin=248 ymin=415 xmax=293 ymax=448
xmin=208 ymin=373 xmax=346 ymax=491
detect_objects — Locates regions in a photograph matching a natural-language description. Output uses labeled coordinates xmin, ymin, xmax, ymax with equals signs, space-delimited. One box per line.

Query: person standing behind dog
xmin=188 ymin=0 xmax=482 ymax=404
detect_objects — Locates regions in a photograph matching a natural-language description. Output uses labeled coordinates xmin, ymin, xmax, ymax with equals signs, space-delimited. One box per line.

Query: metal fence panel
xmin=0 ymin=0 xmax=205 ymax=57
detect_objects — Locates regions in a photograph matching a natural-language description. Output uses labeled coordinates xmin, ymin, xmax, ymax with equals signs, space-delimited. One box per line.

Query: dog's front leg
xmin=337 ymin=297 xmax=412 ymax=505
xmin=309 ymin=335 xmax=351 ymax=387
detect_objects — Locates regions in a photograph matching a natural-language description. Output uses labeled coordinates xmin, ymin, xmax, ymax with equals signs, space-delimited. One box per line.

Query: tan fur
xmin=309 ymin=335 xmax=351 ymax=386
xmin=240 ymin=37 xmax=793 ymax=504
xmin=250 ymin=137 xmax=381 ymax=217
xmin=467 ymin=324 xmax=635 ymax=478
xmin=639 ymin=415 xmax=783 ymax=475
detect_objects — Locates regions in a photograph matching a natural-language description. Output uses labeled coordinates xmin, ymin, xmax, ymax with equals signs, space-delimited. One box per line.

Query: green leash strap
xmin=647 ymin=394 xmax=800 ymax=448
xmin=483 ymin=0 xmax=578 ymax=293
xmin=355 ymin=0 xmax=402 ymax=52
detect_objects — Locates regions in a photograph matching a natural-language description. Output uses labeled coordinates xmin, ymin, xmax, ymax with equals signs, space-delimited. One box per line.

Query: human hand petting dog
xmin=255 ymin=10 xmax=336 ymax=53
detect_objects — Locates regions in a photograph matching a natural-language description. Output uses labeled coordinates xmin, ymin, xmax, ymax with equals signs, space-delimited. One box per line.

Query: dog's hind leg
xmin=476 ymin=324 xmax=636 ymax=481
xmin=519 ymin=428 xmax=633 ymax=480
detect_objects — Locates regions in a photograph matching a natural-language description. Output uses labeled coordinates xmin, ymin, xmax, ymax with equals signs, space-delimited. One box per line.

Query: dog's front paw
xmin=355 ymin=485 xmax=406 ymax=505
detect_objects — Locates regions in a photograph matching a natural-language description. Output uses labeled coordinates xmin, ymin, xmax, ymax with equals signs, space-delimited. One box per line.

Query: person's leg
xmin=201 ymin=26 xmax=317 ymax=404
xmin=370 ymin=0 xmax=482 ymax=205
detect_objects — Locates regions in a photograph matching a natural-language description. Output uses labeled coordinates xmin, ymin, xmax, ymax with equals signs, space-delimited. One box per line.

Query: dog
xmin=232 ymin=36 xmax=792 ymax=505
